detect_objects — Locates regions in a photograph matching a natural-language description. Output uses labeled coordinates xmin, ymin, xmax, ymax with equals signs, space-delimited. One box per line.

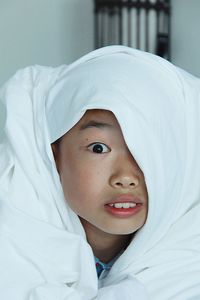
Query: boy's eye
xmin=87 ymin=142 xmax=110 ymax=154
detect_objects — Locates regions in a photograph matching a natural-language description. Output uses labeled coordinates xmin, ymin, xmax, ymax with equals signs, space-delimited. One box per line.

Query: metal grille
xmin=94 ymin=0 xmax=171 ymax=60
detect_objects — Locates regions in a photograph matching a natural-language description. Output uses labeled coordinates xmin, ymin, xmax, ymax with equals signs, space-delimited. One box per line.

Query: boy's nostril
xmin=114 ymin=181 xmax=137 ymax=188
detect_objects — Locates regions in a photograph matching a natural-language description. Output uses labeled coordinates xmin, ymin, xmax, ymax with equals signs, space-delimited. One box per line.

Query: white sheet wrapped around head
xmin=0 ymin=46 xmax=200 ymax=300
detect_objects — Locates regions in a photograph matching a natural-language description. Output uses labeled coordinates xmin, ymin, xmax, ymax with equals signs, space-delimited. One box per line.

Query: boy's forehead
xmin=78 ymin=109 xmax=117 ymax=126
xmin=61 ymin=109 xmax=121 ymax=140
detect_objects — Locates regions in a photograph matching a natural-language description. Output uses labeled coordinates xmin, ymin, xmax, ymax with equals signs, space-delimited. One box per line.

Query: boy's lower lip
xmin=104 ymin=203 xmax=142 ymax=218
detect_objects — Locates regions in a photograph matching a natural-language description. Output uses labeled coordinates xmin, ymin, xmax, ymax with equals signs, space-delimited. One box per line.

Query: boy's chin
xmin=102 ymin=227 xmax=138 ymax=236
xmin=94 ymin=222 xmax=140 ymax=236
xmin=80 ymin=216 xmax=142 ymax=236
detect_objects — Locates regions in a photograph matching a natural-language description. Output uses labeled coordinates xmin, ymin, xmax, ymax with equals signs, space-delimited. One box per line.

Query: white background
xmin=0 ymin=0 xmax=200 ymax=140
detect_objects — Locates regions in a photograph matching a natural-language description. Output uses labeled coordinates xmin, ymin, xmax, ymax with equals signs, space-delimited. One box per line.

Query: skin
xmin=52 ymin=109 xmax=148 ymax=263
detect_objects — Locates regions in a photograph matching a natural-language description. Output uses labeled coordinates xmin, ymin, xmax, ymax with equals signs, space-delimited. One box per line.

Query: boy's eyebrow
xmin=79 ymin=120 xmax=113 ymax=130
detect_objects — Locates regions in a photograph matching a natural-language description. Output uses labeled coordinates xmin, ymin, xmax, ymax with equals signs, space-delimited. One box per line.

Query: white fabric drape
xmin=0 ymin=46 xmax=200 ymax=299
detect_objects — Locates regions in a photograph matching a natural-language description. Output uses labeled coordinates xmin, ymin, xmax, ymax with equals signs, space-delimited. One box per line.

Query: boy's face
xmin=52 ymin=109 xmax=148 ymax=236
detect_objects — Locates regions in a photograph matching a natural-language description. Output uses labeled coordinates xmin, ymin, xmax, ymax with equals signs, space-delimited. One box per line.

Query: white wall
xmin=1 ymin=0 xmax=200 ymax=141
xmin=0 ymin=0 xmax=94 ymax=141
xmin=171 ymin=0 xmax=200 ymax=77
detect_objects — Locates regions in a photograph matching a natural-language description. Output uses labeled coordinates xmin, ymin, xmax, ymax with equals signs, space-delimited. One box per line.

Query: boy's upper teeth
xmin=108 ymin=202 xmax=136 ymax=208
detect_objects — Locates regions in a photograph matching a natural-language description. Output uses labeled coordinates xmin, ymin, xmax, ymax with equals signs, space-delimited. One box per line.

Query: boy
xmin=52 ymin=109 xmax=148 ymax=278
xmin=1 ymin=45 xmax=199 ymax=299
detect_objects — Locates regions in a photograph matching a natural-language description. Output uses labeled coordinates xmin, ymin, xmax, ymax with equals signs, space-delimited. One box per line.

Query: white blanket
xmin=0 ymin=46 xmax=200 ymax=299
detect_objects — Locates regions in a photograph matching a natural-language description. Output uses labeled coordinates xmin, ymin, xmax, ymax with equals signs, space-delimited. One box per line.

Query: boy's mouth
xmin=104 ymin=195 xmax=143 ymax=217
xmin=107 ymin=202 xmax=136 ymax=209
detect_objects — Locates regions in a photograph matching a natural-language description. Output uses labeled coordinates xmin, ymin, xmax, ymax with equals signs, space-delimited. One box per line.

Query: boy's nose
xmin=109 ymin=149 xmax=141 ymax=189
xmin=110 ymin=168 xmax=140 ymax=189
xmin=110 ymin=173 xmax=139 ymax=189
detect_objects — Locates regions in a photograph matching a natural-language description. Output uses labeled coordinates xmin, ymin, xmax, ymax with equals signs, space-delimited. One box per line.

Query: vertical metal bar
xmin=155 ymin=4 xmax=158 ymax=54
xmin=108 ymin=7 xmax=114 ymax=45
xmin=136 ymin=2 xmax=140 ymax=49
xmin=118 ymin=2 xmax=123 ymax=44
xmin=167 ymin=1 xmax=171 ymax=60
xmin=100 ymin=7 xmax=105 ymax=47
xmin=108 ymin=8 xmax=112 ymax=45
xmin=156 ymin=2 xmax=160 ymax=35
xmin=156 ymin=0 xmax=160 ymax=53
xmin=115 ymin=7 xmax=118 ymax=45
xmin=127 ymin=0 xmax=132 ymax=47
xmin=112 ymin=4 xmax=116 ymax=45
xmin=94 ymin=1 xmax=98 ymax=49
xmin=104 ymin=7 xmax=108 ymax=46
xmin=145 ymin=0 xmax=149 ymax=51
